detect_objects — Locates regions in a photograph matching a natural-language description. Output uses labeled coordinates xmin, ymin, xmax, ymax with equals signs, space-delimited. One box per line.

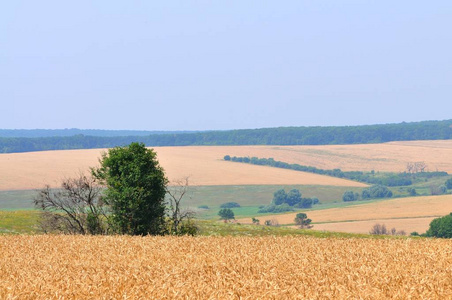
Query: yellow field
xmin=313 ymin=217 xmax=435 ymax=234
xmin=2 ymin=140 xmax=451 ymax=190
xmin=239 ymin=195 xmax=452 ymax=234
xmin=214 ymin=140 xmax=452 ymax=173
xmin=1 ymin=235 xmax=451 ymax=299
xmin=0 ymin=147 xmax=366 ymax=190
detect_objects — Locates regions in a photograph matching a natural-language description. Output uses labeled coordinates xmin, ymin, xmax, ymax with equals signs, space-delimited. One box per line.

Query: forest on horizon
xmin=0 ymin=119 xmax=451 ymax=153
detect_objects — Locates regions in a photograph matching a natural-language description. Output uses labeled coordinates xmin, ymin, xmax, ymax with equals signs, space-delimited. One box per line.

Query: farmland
xmin=1 ymin=141 xmax=452 ymax=234
xmin=1 ymin=235 xmax=451 ymax=299
xmin=2 ymin=140 xmax=452 ymax=191
xmin=0 ymin=147 xmax=365 ymax=191
xmin=238 ymin=195 xmax=452 ymax=234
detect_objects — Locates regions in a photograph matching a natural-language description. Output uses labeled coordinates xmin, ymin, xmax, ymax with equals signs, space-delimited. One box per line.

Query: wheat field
xmin=0 ymin=235 xmax=451 ymax=299
xmin=0 ymin=147 xmax=366 ymax=191
xmin=313 ymin=217 xmax=435 ymax=234
xmin=2 ymin=140 xmax=452 ymax=190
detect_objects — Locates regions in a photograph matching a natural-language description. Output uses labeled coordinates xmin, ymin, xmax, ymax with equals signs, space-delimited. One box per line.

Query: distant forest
xmin=0 ymin=120 xmax=451 ymax=153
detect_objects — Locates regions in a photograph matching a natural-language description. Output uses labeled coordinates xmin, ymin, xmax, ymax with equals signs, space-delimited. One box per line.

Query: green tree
xmin=362 ymin=185 xmax=392 ymax=199
xmin=426 ymin=213 xmax=452 ymax=238
xmin=218 ymin=208 xmax=235 ymax=221
xmin=286 ymin=189 xmax=302 ymax=206
xmin=294 ymin=213 xmax=312 ymax=228
xmin=272 ymin=189 xmax=287 ymax=205
xmin=342 ymin=191 xmax=358 ymax=202
xmin=92 ymin=142 xmax=168 ymax=235
xmin=445 ymin=178 xmax=452 ymax=190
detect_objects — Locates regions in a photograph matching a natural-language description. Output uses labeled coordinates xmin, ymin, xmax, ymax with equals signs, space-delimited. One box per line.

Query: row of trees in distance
xmin=224 ymin=155 xmax=448 ymax=187
xmin=2 ymin=119 xmax=452 ymax=153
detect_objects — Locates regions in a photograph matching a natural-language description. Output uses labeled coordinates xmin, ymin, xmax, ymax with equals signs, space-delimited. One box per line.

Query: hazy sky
xmin=1 ymin=1 xmax=451 ymax=130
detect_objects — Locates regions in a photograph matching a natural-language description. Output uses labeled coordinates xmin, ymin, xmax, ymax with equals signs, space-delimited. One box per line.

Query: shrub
xmin=431 ymin=185 xmax=448 ymax=195
xmin=362 ymin=185 xmax=393 ymax=199
xmin=258 ymin=204 xmax=294 ymax=214
xmin=198 ymin=205 xmax=209 ymax=209
xmin=218 ymin=208 xmax=235 ymax=221
xmin=426 ymin=213 xmax=452 ymax=238
xmin=294 ymin=213 xmax=312 ymax=228
xmin=369 ymin=223 xmax=406 ymax=236
xmin=342 ymin=191 xmax=359 ymax=202
xmin=264 ymin=219 xmax=279 ymax=226
xmin=220 ymin=202 xmax=241 ymax=209
xmin=446 ymin=178 xmax=452 ymax=190
xmin=407 ymin=187 xmax=417 ymax=196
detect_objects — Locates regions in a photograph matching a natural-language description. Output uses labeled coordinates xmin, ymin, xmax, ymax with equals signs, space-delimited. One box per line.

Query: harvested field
xmin=313 ymin=217 xmax=435 ymax=234
xmin=0 ymin=147 xmax=366 ymax=190
xmin=215 ymin=140 xmax=452 ymax=173
xmin=239 ymin=195 xmax=452 ymax=234
xmin=1 ymin=139 xmax=452 ymax=190
xmin=1 ymin=235 xmax=452 ymax=299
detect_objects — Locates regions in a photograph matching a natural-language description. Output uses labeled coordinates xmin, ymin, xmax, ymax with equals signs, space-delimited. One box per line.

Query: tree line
xmin=1 ymin=119 xmax=452 ymax=153
xmin=224 ymin=155 xmax=448 ymax=187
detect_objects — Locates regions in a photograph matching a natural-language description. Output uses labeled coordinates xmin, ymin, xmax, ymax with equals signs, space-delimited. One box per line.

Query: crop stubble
xmin=2 ymin=140 xmax=452 ymax=190
xmin=0 ymin=235 xmax=451 ymax=299
xmin=239 ymin=195 xmax=452 ymax=234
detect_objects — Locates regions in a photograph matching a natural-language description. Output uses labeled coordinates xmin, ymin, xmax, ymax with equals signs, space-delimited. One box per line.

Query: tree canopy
xmin=2 ymin=119 xmax=452 ymax=153
xmin=92 ymin=142 xmax=168 ymax=235
xmin=426 ymin=213 xmax=452 ymax=238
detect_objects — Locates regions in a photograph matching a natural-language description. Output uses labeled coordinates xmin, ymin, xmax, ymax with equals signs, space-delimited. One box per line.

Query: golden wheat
xmin=1 ymin=235 xmax=451 ymax=299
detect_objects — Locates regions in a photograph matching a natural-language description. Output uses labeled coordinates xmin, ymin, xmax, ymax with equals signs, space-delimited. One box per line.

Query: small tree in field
xmin=294 ymin=213 xmax=312 ymax=228
xmin=218 ymin=208 xmax=235 ymax=222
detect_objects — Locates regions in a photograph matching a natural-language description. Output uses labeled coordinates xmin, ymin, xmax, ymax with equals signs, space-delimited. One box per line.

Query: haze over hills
xmin=0 ymin=119 xmax=451 ymax=153
xmin=0 ymin=129 xmax=200 ymax=138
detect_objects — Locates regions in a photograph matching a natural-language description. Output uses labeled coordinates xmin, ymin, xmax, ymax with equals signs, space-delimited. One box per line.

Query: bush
xmin=342 ymin=191 xmax=359 ymax=202
xmin=223 ymin=155 xmax=231 ymax=161
xmin=264 ymin=219 xmax=279 ymax=226
xmin=258 ymin=203 xmax=294 ymax=213
xmin=251 ymin=217 xmax=260 ymax=225
xmin=407 ymin=187 xmax=417 ymax=196
xmin=294 ymin=213 xmax=312 ymax=228
xmin=220 ymin=202 xmax=241 ymax=209
xmin=218 ymin=208 xmax=235 ymax=221
xmin=431 ymin=185 xmax=448 ymax=195
xmin=198 ymin=205 xmax=209 ymax=209
xmin=293 ymin=198 xmax=314 ymax=209
xmin=426 ymin=213 xmax=452 ymax=238
xmin=369 ymin=223 xmax=406 ymax=236
xmin=362 ymin=185 xmax=393 ymax=199
xmin=446 ymin=178 xmax=452 ymax=190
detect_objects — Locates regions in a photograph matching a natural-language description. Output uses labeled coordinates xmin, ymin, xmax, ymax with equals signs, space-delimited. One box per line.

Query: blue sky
xmin=1 ymin=1 xmax=451 ymax=130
